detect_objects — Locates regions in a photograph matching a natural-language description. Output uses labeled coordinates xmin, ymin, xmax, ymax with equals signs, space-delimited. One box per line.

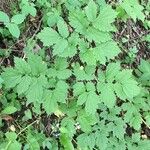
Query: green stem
xmin=5 ymin=141 xmax=12 ymax=150
xmin=5 ymin=118 xmax=40 ymax=150
xmin=17 ymin=118 xmax=40 ymax=136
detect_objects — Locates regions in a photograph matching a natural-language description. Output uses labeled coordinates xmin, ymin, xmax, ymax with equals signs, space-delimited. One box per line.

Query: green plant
xmin=0 ymin=11 xmax=23 ymax=38
xmin=0 ymin=0 xmax=150 ymax=149
xmin=0 ymin=0 xmax=36 ymax=38
xmin=118 ymin=0 xmax=145 ymax=21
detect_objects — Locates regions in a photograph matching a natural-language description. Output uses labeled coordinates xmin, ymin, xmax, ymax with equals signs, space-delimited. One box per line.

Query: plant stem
xmin=142 ymin=118 xmax=150 ymax=129
xmin=17 ymin=118 xmax=40 ymax=136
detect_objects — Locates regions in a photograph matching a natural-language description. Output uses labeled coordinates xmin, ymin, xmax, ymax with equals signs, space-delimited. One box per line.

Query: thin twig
xmin=142 ymin=118 xmax=150 ymax=130
xmin=4 ymin=118 xmax=40 ymax=150
xmin=30 ymin=18 xmax=43 ymax=41
xmin=17 ymin=118 xmax=40 ymax=136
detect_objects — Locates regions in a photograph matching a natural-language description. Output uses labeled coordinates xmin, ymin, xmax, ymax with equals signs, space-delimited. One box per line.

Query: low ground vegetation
xmin=0 ymin=0 xmax=150 ymax=149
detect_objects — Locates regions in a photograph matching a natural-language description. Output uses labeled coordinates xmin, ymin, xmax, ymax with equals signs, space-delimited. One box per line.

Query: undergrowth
xmin=0 ymin=0 xmax=150 ymax=149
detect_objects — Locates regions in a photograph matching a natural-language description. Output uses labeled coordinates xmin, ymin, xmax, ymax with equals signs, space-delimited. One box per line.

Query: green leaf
xmin=98 ymin=83 xmax=116 ymax=108
xmin=1 ymin=68 xmax=22 ymax=88
xmin=69 ymin=10 xmax=89 ymax=34
xmin=115 ymin=70 xmax=140 ymax=98
xmin=0 ymin=11 xmax=9 ymax=23
xmin=7 ymin=140 xmax=21 ymax=150
xmin=95 ymin=131 xmax=108 ymax=150
xmin=61 ymin=118 xmax=76 ymax=138
xmin=87 ymin=134 xmax=96 ymax=150
xmin=43 ymin=90 xmax=58 ymax=114
xmin=85 ymin=0 xmax=97 ymax=22
xmin=145 ymin=114 xmax=150 ymax=126
xmin=80 ymin=48 xmax=97 ymax=66
xmin=77 ymin=92 xmax=88 ymax=105
xmin=0 ymin=2 xmax=148 ymax=149
xmin=27 ymin=54 xmax=47 ymax=76
xmin=113 ymin=119 xmax=125 ymax=139
xmin=57 ymin=69 xmax=72 ymax=79
xmin=24 ymin=109 xmax=32 ymax=119
xmin=60 ymin=133 xmax=74 ymax=150
xmin=77 ymin=91 xmax=99 ymax=114
xmin=144 ymin=35 xmax=150 ymax=42
xmin=26 ymin=75 xmax=47 ymax=103
xmin=1 ymin=106 xmax=17 ymax=115
xmin=85 ymin=91 xmax=99 ymax=114
xmin=5 ymin=132 xmax=21 ymax=150
xmin=46 ymin=68 xmax=57 ymax=79
xmin=93 ymin=5 xmax=117 ymax=31
xmin=27 ymin=133 xmax=40 ymax=150
xmin=132 ymin=133 xmax=141 ymax=143
xmin=93 ymin=41 xmax=120 ymax=64
xmin=0 ymin=77 xmax=3 ymax=88
xmin=113 ymin=82 xmax=127 ymax=101
xmin=137 ymin=140 xmax=150 ymax=150
xmin=77 ymin=112 xmax=97 ymax=133
xmin=53 ymin=81 xmax=68 ymax=103
xmin=37 ymin=27 xmax=60 ymax=46
xmin=55 ymin=57 xmax=69 ymax=70
xmin=57 ymin=19 xmax=69 ymax=38
xmin=73 ymin=64 xmax=95 ymax=81
xmin=11 ymin=14 xmax=25 ymax=24
xmin=47 ymin=12 xmax=59 ymax=27
xmin=16 ymin=75 xmax=32 ymax=95
xmin=122 ymin=80 xmax=140 ymax=99
xmin=47 ymin=58 xmax=71 ymax=79
xmin=86 ymin=27 xmax=112 ymax=43
xmin=122 ymin=103 xmax=142 ymax=130
xmin=73 ymin=82 xmax=85 ymax=96
xmin=121 ymin=0 xmax=145 ymax=21
xmin=130 ymin=114 xmax=142 ymax=130
xmin=14 ymin=57 xmax=31 ymax=74
xmin=105 ymin=62 xmax=120 ymax=81
xmin=60 ymin=32 xmax=78 ymax=57
xmin=77 ymin=133 xmax=89 ymax=149
xmin=138 ymin=59 xmax=150 ymax=81
xmin=53 ymin=38 xmax=68 ymax=55
xmin=5 ymin=132 xmax=17 ymax=141
xmin=86 ymin=82 xmax=95 ymax=92
xmin=22 ymin=4 xmax=36 ymax=17
xmin=77 ymin=133 xmax=95 ymax=150
xmin=6 ymin=23 xmax=20 ymax=38
xmin=98 ymin=63 xmax=140 ymax=101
